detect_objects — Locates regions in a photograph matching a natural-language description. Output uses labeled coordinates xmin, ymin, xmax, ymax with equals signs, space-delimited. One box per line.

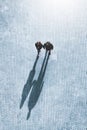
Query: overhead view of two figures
xmin=20 ymin=42 xmax=54 ymax=120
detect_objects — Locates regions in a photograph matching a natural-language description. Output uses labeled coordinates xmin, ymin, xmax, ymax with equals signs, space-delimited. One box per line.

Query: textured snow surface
xmin=0 ymin=0 xmax=87 ymax=130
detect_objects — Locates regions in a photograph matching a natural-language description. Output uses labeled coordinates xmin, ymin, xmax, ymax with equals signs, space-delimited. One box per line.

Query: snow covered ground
xmin=0 ymin=0 xmax=87 ymax=130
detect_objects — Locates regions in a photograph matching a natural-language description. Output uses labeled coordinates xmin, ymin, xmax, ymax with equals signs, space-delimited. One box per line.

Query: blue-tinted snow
xmin=0 ymin=0 xmax=87 ymax=130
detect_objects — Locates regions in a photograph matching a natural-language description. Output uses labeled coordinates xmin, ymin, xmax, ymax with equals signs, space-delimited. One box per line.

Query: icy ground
xmin=0 ymin=0 xmax=87 ymax=130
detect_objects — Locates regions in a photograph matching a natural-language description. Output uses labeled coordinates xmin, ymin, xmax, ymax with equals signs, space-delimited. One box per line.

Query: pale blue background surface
xmin=0 ymin=0 xmax=87 ymax=130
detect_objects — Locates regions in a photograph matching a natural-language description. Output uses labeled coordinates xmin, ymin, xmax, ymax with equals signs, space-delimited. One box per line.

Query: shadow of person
xmin=26 ymin=51 xmax=50 ymax=120
xmin=20 ymin=54 xmax=39 ymax=109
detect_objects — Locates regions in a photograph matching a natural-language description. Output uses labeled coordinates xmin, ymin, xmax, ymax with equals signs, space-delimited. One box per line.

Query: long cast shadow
xmin=27 ymin=51 xmax=50 ymax=120
xmin=20 ymin=54 xmax=39 ymax=109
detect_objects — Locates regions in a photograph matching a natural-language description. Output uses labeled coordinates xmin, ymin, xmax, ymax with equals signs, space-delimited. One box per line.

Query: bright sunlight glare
xmin=41 ymin=0 xmax=75 ymax=12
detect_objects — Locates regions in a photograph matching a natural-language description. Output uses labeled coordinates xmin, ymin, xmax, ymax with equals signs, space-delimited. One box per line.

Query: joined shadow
xmin=20 ymin=54 xmax=39 ymax=109
xmin=27 ymin=51 xmax=50 ymax=120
